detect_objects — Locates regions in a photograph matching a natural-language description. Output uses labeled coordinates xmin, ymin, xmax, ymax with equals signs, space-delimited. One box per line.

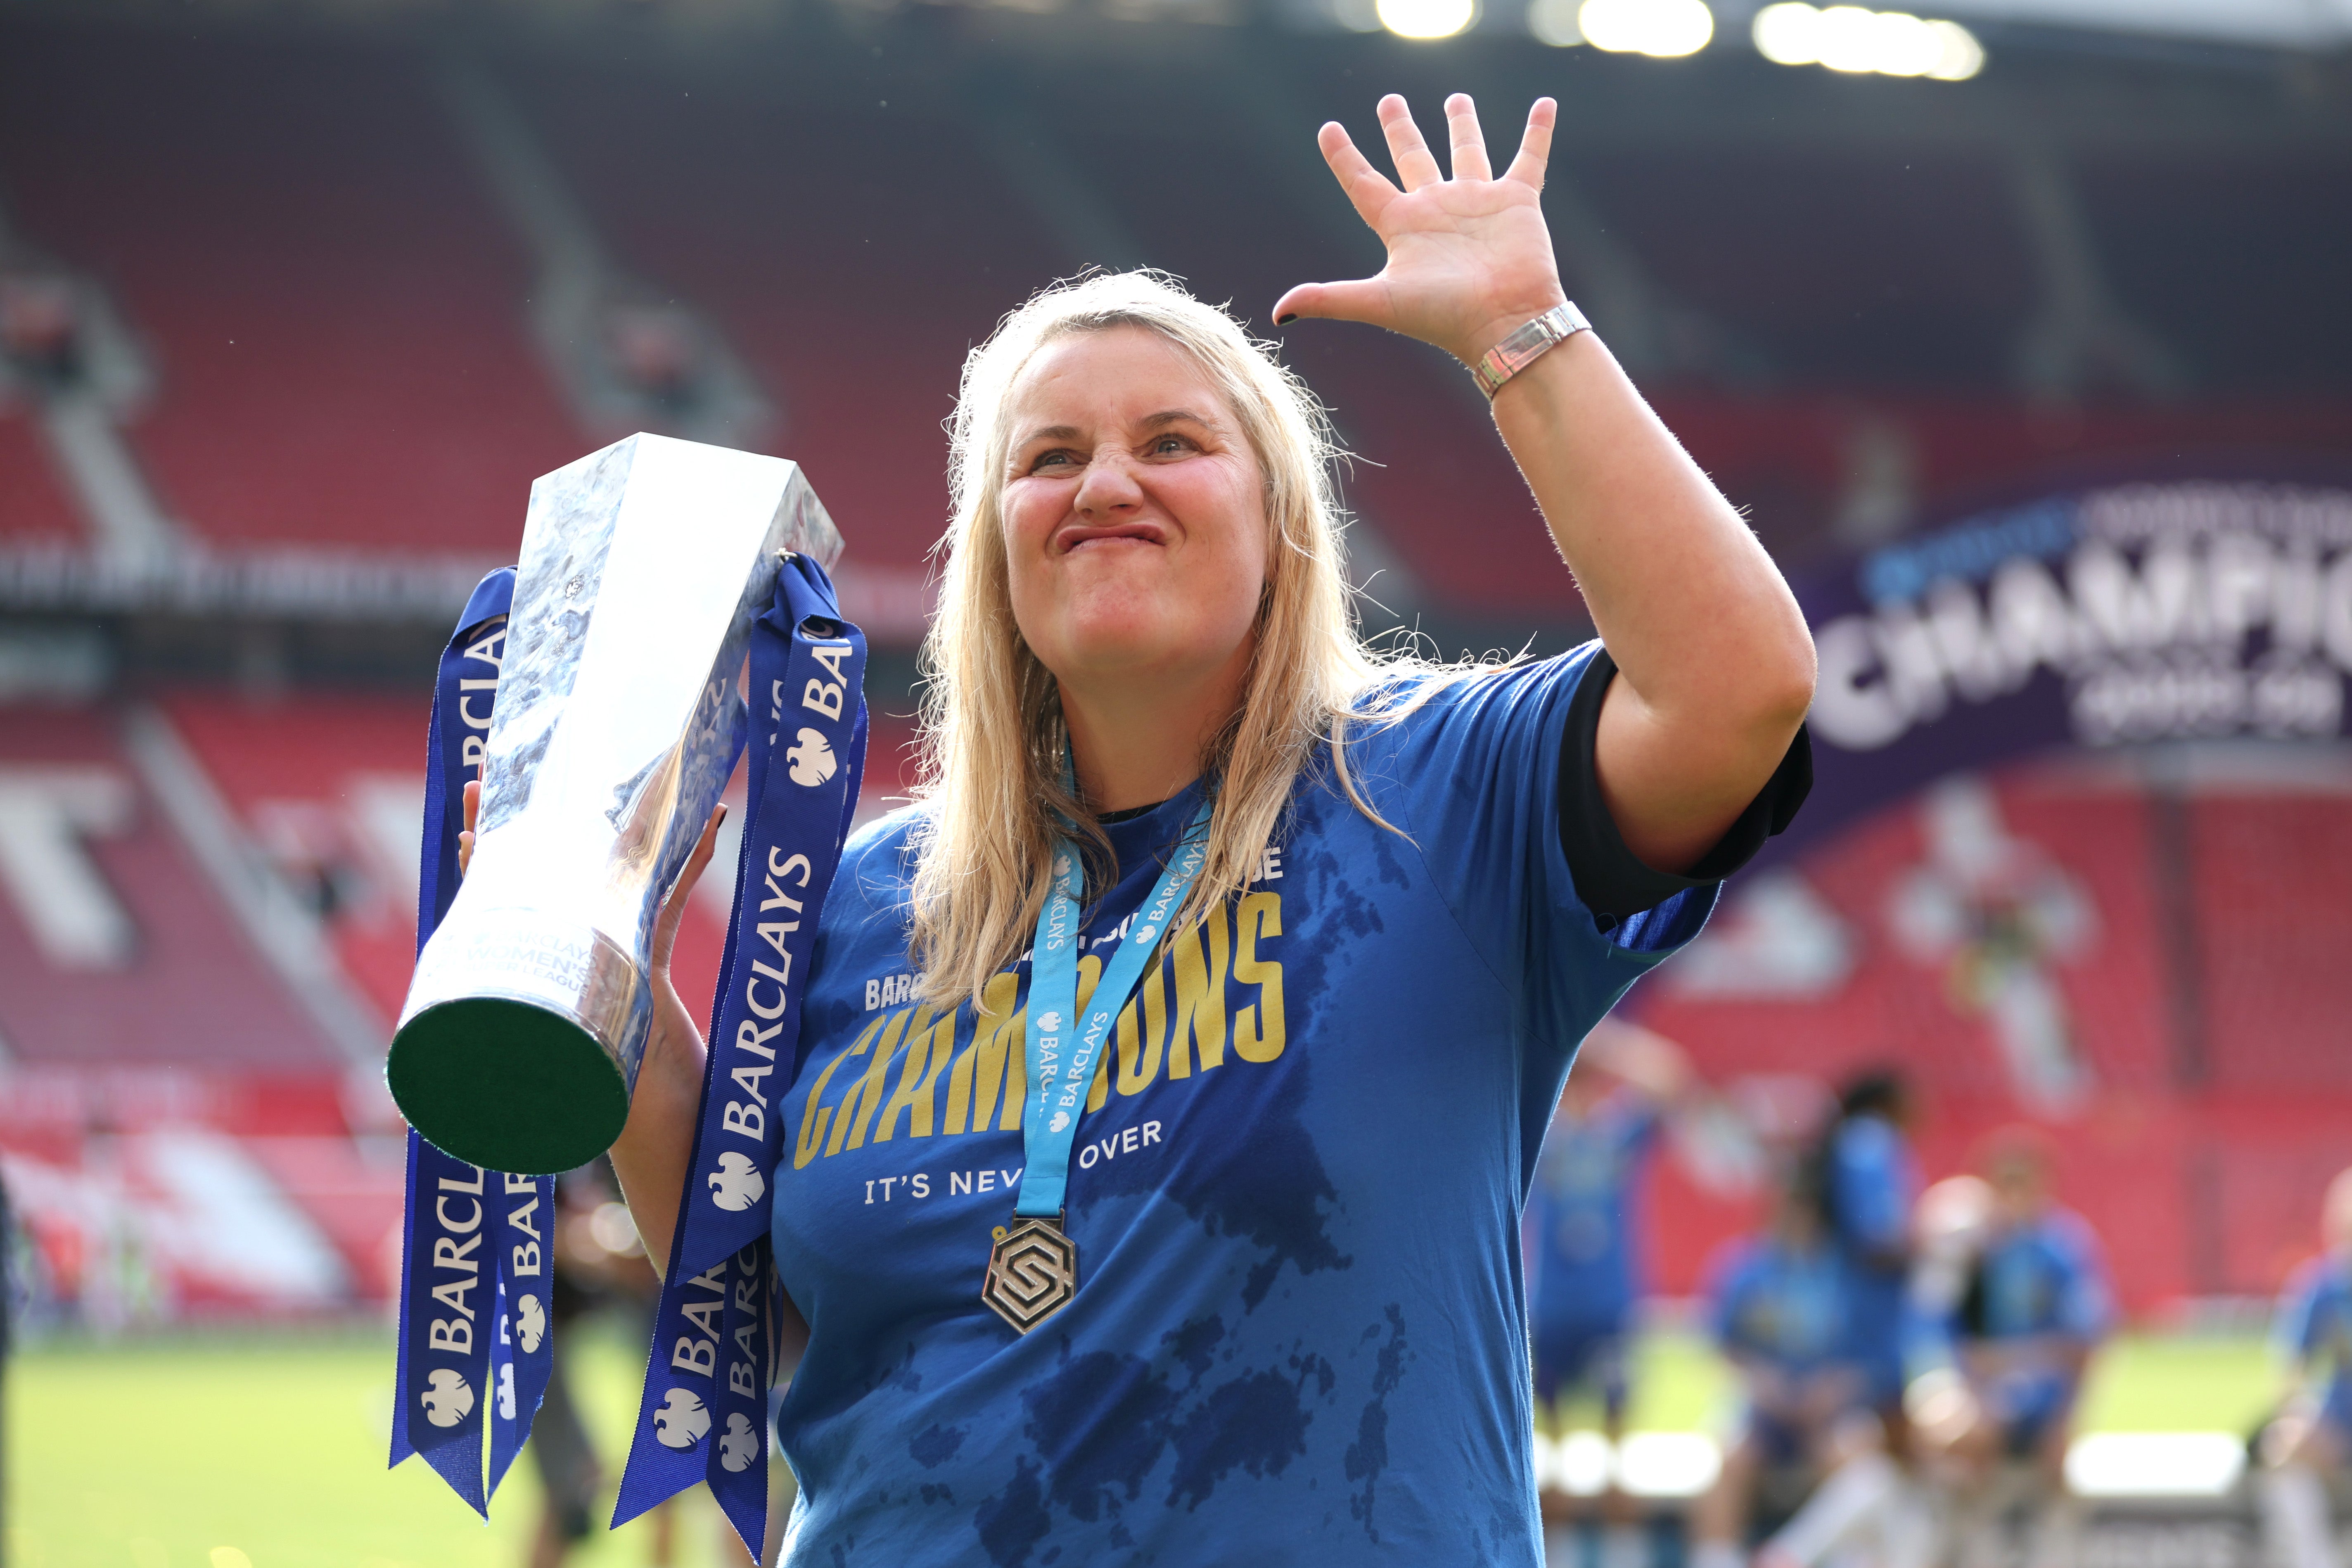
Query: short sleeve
xmin=1558 ymin=648 xmax=1813 ymax=925
xmin=1356 ymin=648 xmax=1719 ymax=1053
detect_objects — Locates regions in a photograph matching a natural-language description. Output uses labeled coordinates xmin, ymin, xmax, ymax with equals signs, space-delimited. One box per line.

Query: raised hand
xmin=1273 ymin=94 xmax=1567 ymax=370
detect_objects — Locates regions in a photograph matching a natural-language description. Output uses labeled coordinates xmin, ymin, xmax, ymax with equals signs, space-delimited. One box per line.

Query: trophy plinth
xmin=388 ymin=433 xmax=841 ymax=1174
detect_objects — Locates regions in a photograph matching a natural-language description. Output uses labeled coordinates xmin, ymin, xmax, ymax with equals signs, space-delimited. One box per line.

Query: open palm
xmin=1274 ymin=94 xmax=1568 ymax=369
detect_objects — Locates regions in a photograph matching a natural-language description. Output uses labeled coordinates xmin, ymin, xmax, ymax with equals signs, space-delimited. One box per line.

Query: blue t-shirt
xmin=1826 ymin=1113 xmax=1917 ymax=1376
xmin=2276 ymin=1254 xmax=2352 ymax=1428
xmin=1947 ymin=1209 xmax=2110 ymax=1423
xmin=1527 ymin=1094 xmax=1660 ymax=1334
xmin=766 ymin=652 xmax=1715 ymax=1567
xmin=1707 ymin=1234 xmax=1851 ymax=1376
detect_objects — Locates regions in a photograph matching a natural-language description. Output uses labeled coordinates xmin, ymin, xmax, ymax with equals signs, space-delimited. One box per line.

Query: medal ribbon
xmin=613 ymin=553 xmax=867 ymax=1557
xmin=389 ymin=567 xmax=557 ymax=1516
xmin=1013 ymin=795 xmax=1213 ymax=1220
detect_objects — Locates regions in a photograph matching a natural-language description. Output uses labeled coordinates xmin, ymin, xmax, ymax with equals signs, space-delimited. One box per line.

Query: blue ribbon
xmin=389 ymin=567 xmax=557 ymax=1516
xmin=614 ymin=555 xmax=868 ymax=1557
xmin=1014 ymin=797 xmax=1212 ymax=1219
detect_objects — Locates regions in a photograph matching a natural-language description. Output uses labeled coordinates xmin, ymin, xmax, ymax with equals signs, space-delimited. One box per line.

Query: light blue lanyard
xmin=1013 ymin=795 xmax=1213 ymax=1218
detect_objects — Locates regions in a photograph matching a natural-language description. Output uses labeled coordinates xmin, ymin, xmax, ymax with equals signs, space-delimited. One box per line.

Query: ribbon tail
xmin=387 ymin=565 xmax=514 ymax=1516
xmin=388 ymin=1128 xmax=423 ymax=1469
xmin=708 ymin=1239 xmax=774 ymax=1560
xmin=421 ymin=1431 xmax=490 ymax=1520
xmin=487 ymin=1172 xmax=555 ymax=1499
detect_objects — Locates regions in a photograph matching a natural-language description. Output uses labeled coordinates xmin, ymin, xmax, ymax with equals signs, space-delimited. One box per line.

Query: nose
xmin=1072 ymin=444 xmax=1145 ymax=520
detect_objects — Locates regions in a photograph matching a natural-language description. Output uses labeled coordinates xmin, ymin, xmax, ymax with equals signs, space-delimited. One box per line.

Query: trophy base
xmin=388 ymin=996 xmax=632 ymax=1174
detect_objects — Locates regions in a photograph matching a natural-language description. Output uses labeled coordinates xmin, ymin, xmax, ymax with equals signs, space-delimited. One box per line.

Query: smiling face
xmin=998 ymin=326 xmax=1270 ymax=699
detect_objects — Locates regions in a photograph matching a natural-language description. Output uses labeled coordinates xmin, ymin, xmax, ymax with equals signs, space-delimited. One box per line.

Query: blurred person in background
xmin=532 ymin=1162 xmax=650 ymax=1568
xmin=1690 ymin=1164 xmax=1878 ymax=1568
xmin=1909 ymin=1128 xmax=2109 ymax=1568
xmin=1527 ymin=1014 xmax=1702 ymax=1568
xmin=2259 ymin=1167 xmax=2352 ymax=1568
xmin=1809 ymin=1070 xmax=1920 ymax=1432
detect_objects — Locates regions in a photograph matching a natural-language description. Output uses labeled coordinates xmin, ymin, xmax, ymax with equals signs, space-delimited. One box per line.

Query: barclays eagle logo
xmin=1034 ymin=1011 xmax=1063 ymax=1033
xmin=708 ymin=1151 xmax=766 ymax=1212
xmin=420 ymin=1369 xmax=474 ymax=1429
xmin=1048 ymin=1111 xmax=1070 ymax=1133
xmin=719 ymin=1412 xmax=762 ymax=1473
xmin=654 ymin=1387 xmax=712 ymax=1449
xmin=513 ymin=1292 xmax=547 ymax=1354
xmin=786 ymin=727 xmax=837 ymax=787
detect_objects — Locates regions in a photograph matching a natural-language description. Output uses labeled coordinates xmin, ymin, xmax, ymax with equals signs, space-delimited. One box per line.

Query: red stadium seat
xmin=0 ymin=26 xmax=581 ymax=554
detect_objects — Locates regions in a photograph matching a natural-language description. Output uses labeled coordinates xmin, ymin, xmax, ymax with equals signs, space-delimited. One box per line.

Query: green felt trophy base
xmin=386 ymin=997 xmax=631 ymax=1175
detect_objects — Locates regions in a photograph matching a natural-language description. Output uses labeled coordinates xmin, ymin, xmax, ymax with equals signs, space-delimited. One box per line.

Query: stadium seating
xmin=0 ymin=415 xmax=79 ymax=543
xmin=505 ymin=62 xmax=1071 ymax=572
xmin=2 ymin=14 xmax=2349 ymax=1327
xmin=2193 ymin=793 xmax=2352 ymax=1094
xmin=0 ymin=24 xmax=580 ymax=555
xmin=1638 ymin=758 xmax=2352 ymax=1307
xmin=2076 ymin=149 xmax=2352 ymax=393
xmin=0 ymin=705 xmax=341 ymax=1069
xmin=1576 ymin=146 xmax=2037 ymax=391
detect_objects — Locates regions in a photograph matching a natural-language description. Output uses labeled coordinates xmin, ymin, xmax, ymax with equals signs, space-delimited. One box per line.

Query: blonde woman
xmin=602 ymin=93 xmax=1814 ymax=1564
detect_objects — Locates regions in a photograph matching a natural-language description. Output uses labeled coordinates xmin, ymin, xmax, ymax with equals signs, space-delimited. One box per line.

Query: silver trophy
xmin=388 ymin=433 xmax=842 ymax=1174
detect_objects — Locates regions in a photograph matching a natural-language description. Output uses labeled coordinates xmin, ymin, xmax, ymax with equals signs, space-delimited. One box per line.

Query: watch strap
xmin=1472 ymin=302 xmax=1591 ymax=399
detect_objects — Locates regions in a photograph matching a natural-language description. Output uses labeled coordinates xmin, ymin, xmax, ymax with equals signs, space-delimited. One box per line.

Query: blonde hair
xmin=908 ymin=270 xmax=1456 ymax=1008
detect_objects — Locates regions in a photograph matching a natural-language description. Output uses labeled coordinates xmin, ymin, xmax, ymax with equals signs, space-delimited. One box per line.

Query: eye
xmin=1149 ymin=433 xmax=1197 ymax=458
xmin=1027 ymin=449 xmax=1076 ymax=474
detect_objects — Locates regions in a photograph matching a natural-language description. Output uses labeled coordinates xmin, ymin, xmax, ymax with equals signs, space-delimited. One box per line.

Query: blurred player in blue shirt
xmin=1930 ymin=1132 xmax=2110 ymax=1457
xmin=2260 ymin=1167 xmax=2352 ymax=1568
xmin=1911 ymin=1129 xmax=2110 ymax=1566
xmin=1527 ymin=1017 xmax=1696 ymax=1568
xmin=1814 ymin=1071 xmax=1920 ymax=1421
xmin=1690 ymin=1166 xmax=1877 ymax=1568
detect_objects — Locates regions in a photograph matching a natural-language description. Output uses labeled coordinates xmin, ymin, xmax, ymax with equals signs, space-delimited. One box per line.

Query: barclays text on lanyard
xmin=389 ymin=557 xmax=866 ymax=1563
xmin=389 ymin=566 xmax=553 ymax=1516
xmin=980 ymin=787 xmax=1213 ymax=1332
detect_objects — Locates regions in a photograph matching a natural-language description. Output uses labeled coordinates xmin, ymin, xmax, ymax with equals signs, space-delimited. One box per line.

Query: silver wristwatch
xmin=1471 ymin=302 xmax=1592 ymax=399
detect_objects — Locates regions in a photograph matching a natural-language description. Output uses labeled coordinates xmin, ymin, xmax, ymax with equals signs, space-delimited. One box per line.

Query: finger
xmin=1376 ymin=94 xmax=1444 ymax=192
xmin=1315 ymin=121 xmax=1400 ymax=234
xmin=1503 ymin=97 xmax=1558 ymax=190
xmin=676 ymin=804 xmax=727 ymax=904
xmin=652 ymin=803 xmax=727 ymax=971
xmin=462 ymin=778 xmax=480 ymax=835
xmin=457 ymin=828 xmax=473 ymax=878
xmin=1444 ymin=93 xmax=1492 ymax=183
xmin=1272 ymin=277 xmax=1393 ymax=330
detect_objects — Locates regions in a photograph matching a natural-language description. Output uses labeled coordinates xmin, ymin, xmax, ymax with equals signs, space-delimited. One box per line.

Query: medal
xmin=979 ymin=790 xmax=1213 ymax=1333
xmin=982 ymin=1215 xmax=1079 ymax=1332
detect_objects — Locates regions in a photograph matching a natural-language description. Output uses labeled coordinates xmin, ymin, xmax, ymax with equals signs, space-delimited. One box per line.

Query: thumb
xmin=1273 ymin=277 xmax=1392 ymax=329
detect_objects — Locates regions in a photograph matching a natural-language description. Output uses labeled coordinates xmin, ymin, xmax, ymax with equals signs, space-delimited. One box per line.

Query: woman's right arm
xmin=458 ymin=779 xmax=718 ymax=1275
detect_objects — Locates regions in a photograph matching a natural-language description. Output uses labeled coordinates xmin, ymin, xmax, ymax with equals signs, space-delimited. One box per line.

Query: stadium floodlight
xmin=1924 ymin=17 xmax=1984 ymax=78
xmin=1750 ymin=1 xmax=1983 ymax=78
xmin=1528 ymin=0 xmax=1586 ymax=45
xmin=1378 ymin=0 xmax=1477 ymax=38
xmin=1752 ymin=0 xmax=1825 ymax=60
xmin=1578 ymin=0 xmax=1716 ymax=57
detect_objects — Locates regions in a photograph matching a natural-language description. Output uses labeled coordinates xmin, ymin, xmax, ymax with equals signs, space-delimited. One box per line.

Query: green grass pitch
xmin=5 ymin=1326 xmax=2278 ymax=1566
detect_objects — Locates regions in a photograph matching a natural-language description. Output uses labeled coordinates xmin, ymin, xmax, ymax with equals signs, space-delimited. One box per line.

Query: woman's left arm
xmin=1276 ymin=94 xmax=1816 ymax=875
